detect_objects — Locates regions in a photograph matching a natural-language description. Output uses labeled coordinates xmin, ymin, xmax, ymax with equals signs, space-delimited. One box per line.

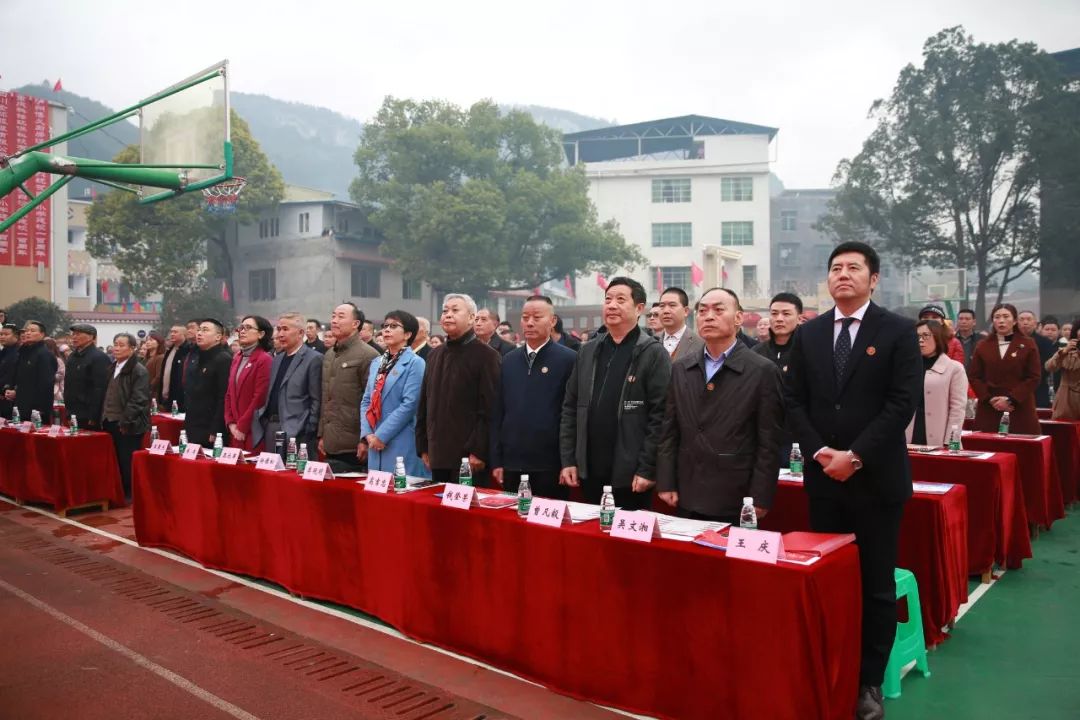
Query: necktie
xmin=527 ymin=351 xmax=537 ymax=371
xmin=834 ymin=317 xmax=855 ymax=382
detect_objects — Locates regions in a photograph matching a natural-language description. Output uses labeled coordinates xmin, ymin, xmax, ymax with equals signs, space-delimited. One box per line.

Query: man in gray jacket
xmin=255 ymin=313 xmax=322 ymax=453
xmin=560 ymin=277 xmax=671 ymax=510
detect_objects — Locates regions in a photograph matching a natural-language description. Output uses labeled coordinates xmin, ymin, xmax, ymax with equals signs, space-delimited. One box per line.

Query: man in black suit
xmin=474 ymin=308 xmax=515 ymax=357
xmin=183 ymin=319 xmax=234 ymax=447
xmin=412 ymin=317 xmax=433 ymax=360
xmin=785 ymin=241 xmax=921 ymax=720
xmin=551 ymin=315 xmax=581 ymax=352
xmin=304 ymin=319 xmax=327 ymax=354
xmin=63 ymin=324 xmax=112 ymax=430
xmin=1018 ymin=310 xmax=1057 ymax=407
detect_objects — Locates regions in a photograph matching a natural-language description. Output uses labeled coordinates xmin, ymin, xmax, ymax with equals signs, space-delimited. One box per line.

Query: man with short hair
xmin=6 ymin=321 xmax=58 ymax=424
xmin=560 ymin=277 xmax=672 ymax=509
xmin=656 ymin=286 xmax=705 ymax=361
xmin=1018 ymin=310 xmax=1057 ymax=407
xmin=490 ymin=296 xmax=577 ymax=499
xmin=474 ymin=308 xmax=514 ymax=357
xmin=0 ymin=323 xmax=20 ymax=419
xmin=256 ymin=313 xmax=322 ymax=453
xmin=552 ymin=315 xmax=581 ymax=352
xmin=304 ymin=319 xmax=326 ymax=354
xmin=412 ymin=317 xmax=432 ymax=360
xmin=63 ymin=324 xmax=112 ymax=430
xmin=359 ymin=320 xmax=382 ymax=353
xmin=496 ymin=321 xmax=516 ymax=345
xmin=755 ymin=316 xmax=771 ymax=343
xmin=918 ymin=305 xmax=965 ymax=364
xmin=754 ymin=292 xmax=803 ymax=465
xmin=658 ymin=287 xmax=783 ymax=522
xmin=160 ymin=325 xmax=190 ymax=409
xmin=319 ymin=303 xmax=379 ymax=472
xmin=417 ymin=293 xmax=501 ymax=486
xmin=102 ymin=333 xmax=150 ymax=500
xmin=183 ymin=319 xmax=234 ymax=447
xmin=645 ymin=303 xmax=663 ymax=335
xmin=954 ymin=309 xmax=981 ymax=367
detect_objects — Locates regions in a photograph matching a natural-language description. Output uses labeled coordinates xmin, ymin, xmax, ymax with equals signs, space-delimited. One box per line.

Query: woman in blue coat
xmin=360 ymin=310 xmax=429 ymax=477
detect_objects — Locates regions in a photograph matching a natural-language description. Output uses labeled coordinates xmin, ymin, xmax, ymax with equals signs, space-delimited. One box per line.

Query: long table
xmin=761 ymin=479 xmax=968 ymax=648
xmin=0 ymin=427 xmax=124 ymax=514
xmin=143 ymin=413 xmax=185 ymax=448
xmin=132 ymin=452 xmax=862 ymax=720
xmin=1039 ymin=420 xmax=1080 ymax=506
xmin=909 ymin=451 xmax=1030 ymax=572
xmin=960 ymin=432 xmax=1064 ymax=531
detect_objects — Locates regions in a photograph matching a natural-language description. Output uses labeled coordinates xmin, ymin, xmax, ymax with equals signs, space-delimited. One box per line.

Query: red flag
xmin=721 ymin=266 xmax=729 ymax=282
xmin=596 ymin=273 xmax=609 ymax=291
xmin=563 ymin=275 xmax=575 ymax=299
xmin=691 ymin=262 xmax=705 ymax=287
xmin=655 ymin=266 xmax=664 ymax=293
xmin=53 ymin=79 xmax=63 ymax=92
xmin=221 ymin=281 xmax=231 ymax=303
xmin=100 ymin=280 xmax=109 ymax=295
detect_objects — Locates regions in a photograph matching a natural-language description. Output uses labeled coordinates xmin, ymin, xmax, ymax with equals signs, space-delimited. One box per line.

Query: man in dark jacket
xmin=490 ymin=296 xmax=577 ymax=499
xmin=63 ymin=323 xmax=112 ymax=429
xmin=0 ymin=322 xmax=19 ymax=419
xmin=552 ymin=315 xmax=581 ymax=352
xmin=658 ymin=287 xmax=784 ymax=522
xmin=474 ymin=308 xmax=515 ymax=357
xmin=416 ymin=293 xmax=501 ymax=487
xmin=183 ymin=319 xmax=234 ymax=447
xmin=560 ymin=277 xmax=672 ymax=510
xmin=102 ymin=333 xmax=150 ymax=499
xmin=6 ymin=321 xmax=57 ymax=423
xmin=752 ymin=292 xmax=802 ymax=466
xmin=304 ymin=319 xmax=327 ymax=354
xmin=1018 ymin=310 xmax=1058 ymax=407
xmin=159 ymin=325 xmax=191 ymax=409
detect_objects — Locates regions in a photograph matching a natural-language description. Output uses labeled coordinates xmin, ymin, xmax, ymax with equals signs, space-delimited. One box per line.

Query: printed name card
xmin=255 ymin=452 xmax=286 ymax=471
xmin=181 ymin=444 xmax=202 ymax=460
xmin=148 ymin=439 xmax=171 ymax=455
xmin=301 ymin=461 xmax=333 ymax=481
xmin=527 ymin=498 xmax=570 ymax=527
xmin=364 ymin=470 xmax=393 ymax=493
xmin=726 ymin=527 xmax=784 ymax=565
xmin=441 ymin=485 xmax=478 ymax=510
xmin=19 ymin=422 xmax=32 ymax=433
xmin=48 ymin=425 xmax=62 ymax=437
xmin=216 ymin=447 xmax=242 ymax=465
xmin=0 ymin=418 xmax=6 ymax=428
xmin=610 ymin=510 xmax=661 ymax=542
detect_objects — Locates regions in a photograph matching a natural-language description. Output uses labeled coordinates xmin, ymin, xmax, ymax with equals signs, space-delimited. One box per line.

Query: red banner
xmin=0 ymin=91 xmax=51 ymax=268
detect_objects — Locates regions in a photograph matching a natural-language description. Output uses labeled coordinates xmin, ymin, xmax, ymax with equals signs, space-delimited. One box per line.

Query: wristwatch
xmin=847 ymin=451 xmax=863 ymax=471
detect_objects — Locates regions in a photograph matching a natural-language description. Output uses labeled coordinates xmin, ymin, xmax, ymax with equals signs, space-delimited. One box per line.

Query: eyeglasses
xmin=238 ymin=324 xmax=259 ymax=332
xmin=381 ymin=322 xmax=403 ymax=331
xmin=916 ymin=334 xmax=933 ymax=342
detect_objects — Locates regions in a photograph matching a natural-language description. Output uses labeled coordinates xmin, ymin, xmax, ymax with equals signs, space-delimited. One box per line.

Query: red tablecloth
xmin=960 ymin=432 xmax=1064 ymax=530
xmin=132 ymin=452 xmax=862 ymax=720
xmin=142 ymin=413 xmax=185 ymax=448
xmin=1038 ymin=408 xmax=1052 ymax=420
xmin=761 ymin=480 xmax=968 ymax=648
xmin=1040 ymin=420 xmax=1080 ymax=505
xmin=0 ymin=428 xmax=124 ymax=512
xmin=909 ymin=451 xmax=1030 ymax=571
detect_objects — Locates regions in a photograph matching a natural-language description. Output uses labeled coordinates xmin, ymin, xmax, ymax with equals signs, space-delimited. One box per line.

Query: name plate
xmin=610 ymin=510 xmax=660 ymax=542
xmin=216 ymin=447 xmax=242 ymax=465
xmin=255 ymin=452 xmax=286 ymax=471
xmin=526 ymin=498 xmax=570 ymax=527
xmin=19 ymin=422 xmax=32 ymax=433
xmin=364 ymin=470 xmax=393 ymax=493
xmin=301 ymin=461 xmax=334 ymax=481
xmin=48 ymin=425 xmax=62 ymax=437
xmin=441 ymin=485 xmax=478 ymax=509
xmin=181 ymin=444 xmax=202 ymax=460
xmin=726 ymin=527 xmax=783 ymax=565
xmin=0 ymin=418 xmax=6 ymax=428
xmin=148 ymin=439 xmax=171 ymax=455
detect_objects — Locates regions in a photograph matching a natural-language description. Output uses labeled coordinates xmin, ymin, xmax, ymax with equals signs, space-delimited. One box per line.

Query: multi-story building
xmin=563 ymin=115 xmax=777 ymax=309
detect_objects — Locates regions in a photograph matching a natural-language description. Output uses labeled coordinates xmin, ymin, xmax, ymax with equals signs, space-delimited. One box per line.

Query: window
xmin=402 ymin=277 xmax=422 ymax=300
xmin=778 ymin=243 xmax=799 ymax=267
xmin=564 ymin=317 xmax=575 ymax=329
xmin=67 ymin=230 xmax=75 ymax=245
xmin=721 ymin=177 xmax=753 ymax=202
xmin=813 ymin=245 xmax=834 ymax=270
xmin=655 ymin=266 xmax=691 ymax=289
xmin=339 ymin=218 xmax=349 ymax=233
xmin=270 ymin=218 xmax=279 ymax=237
xmin=743 ymin=266 xmax=759 ymax=296
xmin=780 ymin=210 xmax=797 ymax=231
xmin=67 ymin=274 xmax=89 ymax=297
xmin=351 ymin=264 xmax=381 ymax=298
xmin=259 ymin=218 xmax=280 ymax=238
xmin=651 ymin=223 xmax=692 ymax=248
xmin=721 ymin=221 xmax=754 ymax=246
xmin=298 ymin=212 xmax=310 ymax=234
xmin=651 ymin=178 xmax=691 ymax=203
xmin=259 ymin=220 xmax=266 ymax=238
xmin=249 ymin=269 xmax=276 ymax=302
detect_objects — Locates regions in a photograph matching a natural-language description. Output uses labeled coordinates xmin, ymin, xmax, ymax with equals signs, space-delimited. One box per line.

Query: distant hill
xmin=10 ymin=84 xmax=613 ymax=201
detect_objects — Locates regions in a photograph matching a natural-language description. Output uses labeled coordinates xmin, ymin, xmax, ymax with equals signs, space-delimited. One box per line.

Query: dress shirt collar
xmin=525 ymin=339 xmax=549 ymax=355
xmin=113 ymin=358 xmax=129 ymax=378
xmin=704 ymin=336 xmax=738 ymax=363
xmin=834 ymin=299 xmax=871 ymax=324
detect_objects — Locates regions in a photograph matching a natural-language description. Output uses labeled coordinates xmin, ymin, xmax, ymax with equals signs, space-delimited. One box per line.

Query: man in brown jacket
xmin=318 ymin=302 xmax=379 ymax=472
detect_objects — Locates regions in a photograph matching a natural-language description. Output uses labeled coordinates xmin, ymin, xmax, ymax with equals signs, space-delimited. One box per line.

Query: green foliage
xmin=350 ymin=97 xmax=643 ymax=296
xmin=818 ymin=27 xmax=1073 ymax=319
xmin=160 ymin=281 xmax=234 ymax=332
xmin=85 ymin=112 xmax=285 ymax=300
xmin=3 ymin=297 xmax=71 ymax=336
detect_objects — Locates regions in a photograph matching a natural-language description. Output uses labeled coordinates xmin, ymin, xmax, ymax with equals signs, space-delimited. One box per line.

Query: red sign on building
xmin=0 ymin=92 xmax=51 ymax=268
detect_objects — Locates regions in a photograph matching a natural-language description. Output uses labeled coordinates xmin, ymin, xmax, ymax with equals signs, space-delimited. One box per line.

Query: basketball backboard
xmin=908 ymin=268 xmax=966 ymax=305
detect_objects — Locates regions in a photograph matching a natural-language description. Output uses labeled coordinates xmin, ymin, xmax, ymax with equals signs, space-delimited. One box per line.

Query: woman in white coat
xmin=907 ymin=320 xmax=969 ymax=446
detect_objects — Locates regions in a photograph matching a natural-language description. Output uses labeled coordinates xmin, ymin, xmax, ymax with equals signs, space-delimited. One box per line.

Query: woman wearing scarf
xmin=224 ymin=316 xmax=273 ymax=452
xmin=906 ymin=320 xmax=968 ymax=446
xmin=1046 ymin=319 xmax=1080 ymax=420
xmin=360 ymin=310 xmax=428 ymax=477
xmin=968 ymin=303 xmax=1041 ymax=434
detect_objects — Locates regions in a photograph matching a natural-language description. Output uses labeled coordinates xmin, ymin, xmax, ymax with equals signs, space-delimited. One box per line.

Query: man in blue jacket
xmin=491 ymin=296 xmax=577 ymax=499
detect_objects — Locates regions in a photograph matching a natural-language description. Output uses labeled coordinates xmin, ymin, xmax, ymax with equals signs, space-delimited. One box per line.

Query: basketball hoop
xmin=202 ymin=176 xmax=246 ymax=214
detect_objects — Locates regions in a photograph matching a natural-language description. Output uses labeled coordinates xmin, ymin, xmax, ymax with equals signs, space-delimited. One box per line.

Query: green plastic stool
xmin=883 ymin=568 xmax=930 ymax=699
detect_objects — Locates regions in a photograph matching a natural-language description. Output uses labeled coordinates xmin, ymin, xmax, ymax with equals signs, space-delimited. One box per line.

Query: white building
xmin=563 ymin=115 xmax=778 ymax=309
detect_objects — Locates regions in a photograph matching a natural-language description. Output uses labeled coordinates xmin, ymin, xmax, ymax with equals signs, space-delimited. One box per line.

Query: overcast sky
xmin=2 ymin=0 xmax=1077 ymax=188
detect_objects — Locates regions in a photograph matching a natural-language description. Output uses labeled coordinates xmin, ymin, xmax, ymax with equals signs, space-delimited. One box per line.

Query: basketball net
xmin=202 ymin=177 xmax=247 ymax=214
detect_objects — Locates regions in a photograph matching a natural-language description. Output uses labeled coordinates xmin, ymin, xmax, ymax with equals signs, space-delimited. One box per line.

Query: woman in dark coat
xmin=968 ymin=303 xmax=1041 ymax=434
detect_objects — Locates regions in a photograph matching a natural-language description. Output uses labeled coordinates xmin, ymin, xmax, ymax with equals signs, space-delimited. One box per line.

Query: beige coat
xmin=1046 ymin=347 xmax=1080 ymax=420
xmin=318 ymin=332 xmax=379 ymax=454
xmin=906 ymin=354 xmax=969 ymax=446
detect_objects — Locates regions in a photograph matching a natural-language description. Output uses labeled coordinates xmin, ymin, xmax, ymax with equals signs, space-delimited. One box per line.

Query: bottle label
xmin=213 ymin=447 xmax=223 ymax=458
xmin=287 ymin=453 xmax=297 ymax=467
xmin=948 ymin=440 xmax=961 ymax=451
xmin=394 ymin=474 xmax=407 ymax=490
xmin=460 ymin=477 xmax=473 ymax=487
xmin=998 ymin=424 xmax=1007 ymax=434
xmin=518 ymin=497 xmax=532 ymax=515
xmin=789 ymin=460 xmax=803 ymax=474
xmin=600 ymin=509 xmax=615 ymax=527
xmin=296 ymin=459 xmax=307 ymax=473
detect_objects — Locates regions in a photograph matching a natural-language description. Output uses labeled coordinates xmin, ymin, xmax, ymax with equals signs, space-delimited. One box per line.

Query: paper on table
xmin=912 ymin=481 xmax=955 ymax=494
xmin=157 ymin=412 xmax=186 ymax=420
xmin=564 ymin=500 xmax=603 ymax=524
xmin=657 ymin=515 xmax=730 ymax=542
xmin=335 ymin=472 xmax=365 ymax=478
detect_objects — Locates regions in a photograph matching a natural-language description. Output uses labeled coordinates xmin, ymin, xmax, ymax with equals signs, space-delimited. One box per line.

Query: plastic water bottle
xmin=297 ymin=443 xmax=309 ymax=473
xmin=171 ymin=400 xmax=179 ymax=417
xmin=31 ymin=409 xmax=42 ymax=429
xmin=789 ymin=443 xmax=803 ymax=478
xmin=740 ymin=497 xmax=758 ymax=529
xmin=517 ymin=474 xmax=533 ymax=518
xmin=600 ymin=485 xmax=616 ymax=533
xmin=150 ymin=425 xmax=159 ymax=442
xmin=178 ymin=430 xmax=188 ymax=454
xmin=11 ymin=407 xmax=20 ymax=425
xmin=1048 ymin=382 xmax=1056 ymax=407
xmin=213 ymin=433 xmax=224 ymax=458
xmin=458 ymin=457 xmax=473 ymax=486
xmin=286 ymin=437 xmax=297 ymax=469
xmin=393 ymin=456 xmax=407 ymax=491
xmin=948 ymin=424 xmax=962 ymax=452
xmin=151 ymin=397 xmax=158 ymax=416
xmin=69 ymin=414 xmax=78 ymax=436
xmin=998 ymin=411 xmax=1010 ymax=437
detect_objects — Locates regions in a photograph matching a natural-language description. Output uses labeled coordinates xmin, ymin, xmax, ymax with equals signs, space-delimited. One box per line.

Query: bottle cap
xmin=743 ymin=496 xmax=754 ymax=505
xmin=521 ymin=474 xmax=529 ymax=482
xmin=603 ymin=485 xmax=612 ymax=493
xmin=792 ymin=442 xmax=800 ymax=449
xmin=461 ymin=457 xmax=470 ymax=464
xmin=300 ymin=443 xmax=307 ymax=449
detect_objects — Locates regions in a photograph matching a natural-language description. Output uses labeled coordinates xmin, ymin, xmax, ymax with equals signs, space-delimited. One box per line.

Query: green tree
xmin=160 ymin=281 xmax=234 ymax=332
xmin=86 ymin=112 xmax=285 ymax=303
xmin=350 ymin=98 xmax=643 ymax=297
xmin=3 ymin=297 xmax=71 ymax=336
xmin=818 ymin=27 xmax=1072 ymax=320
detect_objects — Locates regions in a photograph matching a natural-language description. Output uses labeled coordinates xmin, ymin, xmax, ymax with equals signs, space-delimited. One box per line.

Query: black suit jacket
xmin=63 ymin=345 xmax=112 ymax=427
xmin=183 ymin=344 xmax=233 ymax=447
xmin=487 ymin=335 xmax=516 ymax=357
xmin=785 ymin=302 xmax=921 ymax=503
xmin=12 ymin=341 xmax=58 ymax=423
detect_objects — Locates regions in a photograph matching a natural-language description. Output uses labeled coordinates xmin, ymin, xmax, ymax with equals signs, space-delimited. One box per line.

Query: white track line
xmin=0 ymin=576 xmax=262 ymax=720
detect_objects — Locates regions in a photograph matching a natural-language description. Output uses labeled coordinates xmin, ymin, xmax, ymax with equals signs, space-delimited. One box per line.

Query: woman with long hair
xmin=906 ymin=320 xmax=969 ymax=446
xmin=224 ymin=315 xmax=273 ymax=452
xmin=1046 ymin=319 xmax=1080 ymax=420
xmin=44 ymin=337 xmax=66 ymax=405
xmin=143 ymin=332 xmax=166 ymax=402
xmin=968 ymin=303 xmax=1041 ymax=434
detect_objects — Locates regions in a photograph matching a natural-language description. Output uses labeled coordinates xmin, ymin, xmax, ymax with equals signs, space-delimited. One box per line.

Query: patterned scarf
xmin=365 ymin=348 xmax=406 ymax=431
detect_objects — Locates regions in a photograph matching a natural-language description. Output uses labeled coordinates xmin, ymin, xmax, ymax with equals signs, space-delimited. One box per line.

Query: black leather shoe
xmin=856 ymin=685 xmax=885 ymax=720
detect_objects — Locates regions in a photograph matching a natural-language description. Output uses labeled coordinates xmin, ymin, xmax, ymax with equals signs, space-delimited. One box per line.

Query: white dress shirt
xmin=662 ymin=325 xmax=686 ymax=355
xmin=833 ymin=300 xmax=871 ymax=348
xmin=113 ymin=358 xmax=129 ymax=378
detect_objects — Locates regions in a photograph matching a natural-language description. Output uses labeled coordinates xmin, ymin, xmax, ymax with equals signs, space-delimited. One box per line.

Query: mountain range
xmin=12 ymin=82 xmax=613 ymax=201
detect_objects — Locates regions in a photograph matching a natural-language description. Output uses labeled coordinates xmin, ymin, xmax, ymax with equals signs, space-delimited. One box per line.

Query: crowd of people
xmin=1 ymin=242 xmax=1078 ymax=719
